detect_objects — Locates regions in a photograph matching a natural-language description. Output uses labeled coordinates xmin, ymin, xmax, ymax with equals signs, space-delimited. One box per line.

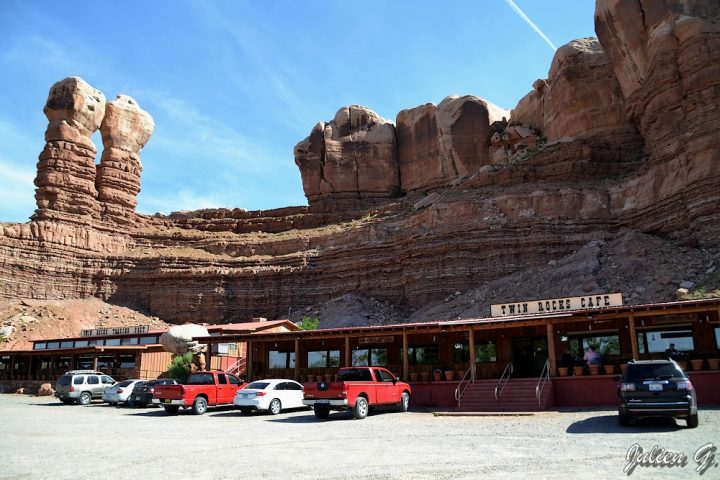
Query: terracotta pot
xmin=690 ymin=359 xmax=704 ymax=371
xmin=677 ymin=360 xmax=689 ymax=371
xmin=573 ymin=366 xmax=584 ymax=376
xmin=707 ymin=358 xmax=720 ymax=370
xmin=433 ymin=371 xmax=443 ymax=382
xmin=557 ymin=367 xmax=569 ymax=377
xmin=444 ymin=370 xmax=455 ymax=381
xmin=603 ymin=365 xmax=615 ymax=375
xmin=589 ymin=365 xmax=601 ymax=375
xmin=619 ymin=363 xmax=627 ymax=373
xmin=421 ymin=371 xmax=430 ymax=382
xmin=409 ymin=372 xmax=419 ymax=382
xmin=306 ymin=374 xmax=315 ymax=382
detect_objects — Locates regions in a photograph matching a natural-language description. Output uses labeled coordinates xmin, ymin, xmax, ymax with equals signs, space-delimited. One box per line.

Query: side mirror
xmin=395 ymin=376 xmax=399 ymax=383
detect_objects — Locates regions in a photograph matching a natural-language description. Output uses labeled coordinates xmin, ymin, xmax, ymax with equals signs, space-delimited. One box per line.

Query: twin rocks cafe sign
xmin=491 ymin=293 xmax=623 ymax=317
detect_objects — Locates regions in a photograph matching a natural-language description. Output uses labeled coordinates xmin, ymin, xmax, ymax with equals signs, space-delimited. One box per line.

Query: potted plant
xmin=557 ymin=367 xmax=569 ymax=376
xmin=409 ymin=372 xmax=419 ymax=382
xmin=603 ymin=364 xmax=615 ymax=375
xmin=306 ymin=374 xmax=315 ymax=382
xmin=589 ymin=365 xmax=601 ymax=375
xmin=433 ymin=369 xmax=443 ymax=382
xmin=573 ymin=366 xmax=584 ymax=376
xmin=707 ymin=358 xmax=720 ymax=370
xmin=420 ymin=371 xmax=430 ymax=382
xmin=444 ymin=370 xmax=455 ymax=381
xmin=690 ymin=358 xmax=704 ymax=371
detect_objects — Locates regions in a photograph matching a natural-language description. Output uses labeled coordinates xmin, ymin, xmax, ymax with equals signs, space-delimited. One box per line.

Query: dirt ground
xmin=1 ymin=395 xmax=718 ymax=479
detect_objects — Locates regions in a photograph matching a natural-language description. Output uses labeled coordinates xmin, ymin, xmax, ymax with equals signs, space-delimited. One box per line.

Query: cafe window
xmin=139 ymin=336 xmax=158 ymax=345
xmin=307 ymin=350 xmax=340 ymax=368
xmin=269 ymin=351 xmax=295 ymax=369
xmin=75 ymin=340 xmax=89 ymax=348
xmin=352 ymin=348 xmax=387 ymax=367
xmin=568 ymin=334 xmax=620 ymax=357
xmin=638 ymin=329 xmax=694 ymax=353
xmin=105 ymin=339 xmax=121 ymax=346
xmin=475 ymin=341 xmax=497 ymax=363
xmin=47 ymin=341 xmax=60 ymax=349
xmin=715 ymin=327 xmax=720 ymax=349
xmin=121 ymin=337 xmax=139 ymax=346
xmin=58 ymin=356 xmax=72 ymax=369
xmin=97 ymin=355 xmax=114 ymax=369
xmin=77 ymin=356 xmax=94 ymax=369
xmin=60 ymin=340 xmax=73 ymax=348
xmin=453 ymin=342 xmax=469 ymax=363
xmin=34 ymin=342 xmax=46 ymax=350
xmin=119 ymin=354 xmax=136 ymax=369
xmin=0 ymin=356 xmax=9 ymax=370
xmin=405 ymin=346 xmax=440 ymax=365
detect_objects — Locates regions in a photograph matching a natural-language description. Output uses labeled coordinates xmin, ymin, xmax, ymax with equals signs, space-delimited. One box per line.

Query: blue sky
xmin=0 ymin=0 xmax=596 ymax=223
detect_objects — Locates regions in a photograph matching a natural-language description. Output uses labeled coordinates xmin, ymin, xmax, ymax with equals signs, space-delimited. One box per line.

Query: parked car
xmin=617 ymin=359 xmax=698 ymax=428
xmin=303 ymin=366 xmax=411 ymax=420
xmin=153 ymin=371 xmax=244 ymax=415
xmin=127 ymin=378 xmax=179 ymax=407
xmin=234 ymin=379 xmax=306 ymax=415
xmin=102 ymin=379 xmax=144 ymax=405
xmin=54 ymin=370 xmax=116 ymax=405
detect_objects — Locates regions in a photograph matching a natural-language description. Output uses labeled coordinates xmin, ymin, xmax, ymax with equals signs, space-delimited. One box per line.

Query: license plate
xmin=163 ymin=399 xmax=172 ymax=404
xmin=315 ymin=400 xmax=330 ymax=404
xmin=649 ymin=384 xmax=663 ymax=392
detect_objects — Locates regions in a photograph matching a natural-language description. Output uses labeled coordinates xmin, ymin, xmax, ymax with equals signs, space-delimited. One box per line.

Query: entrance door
xmin=512 ymin=337 xmax=548 ymax=377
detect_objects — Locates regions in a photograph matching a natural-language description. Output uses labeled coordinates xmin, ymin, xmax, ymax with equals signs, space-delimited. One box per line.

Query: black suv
xmin=617 ymin=360 xmax=698 ymax=428
xmin=127 ymin=378 xmax=178 ymax=407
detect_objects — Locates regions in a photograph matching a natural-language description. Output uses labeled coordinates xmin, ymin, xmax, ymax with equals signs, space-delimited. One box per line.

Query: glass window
xmin=119 ymin=354 xmax=135 ymax=369
xmin=228 ymin=375 xmax=241 ymax=385
xmin=475 ymin=341 xmax=497 ymax=363
xmin=120 ymin=337 xmax=139 ymax=346
xmin=377 ymin=369 xmax=395 ymax=382
xmin=217 ymin=374 xmax=227 ymax=384
xmin=371 ymin=349 xmax=387 ymax=366
xmin=406 ymin=346 xmax=439 ymax=365
xmin=139 ymin=336 xmax=157 ymax=345
xmin=269 ymin=351 xmax=295 ymax=369
xmin=274 ymin=382 xmax=285 ymax=390
xmin=286 ymin=382 xmax=302 ymax=390
xmin=87 ymin=376 xmax=99 ymax=384
xmin=75 ymin=340 xmax=89 ymax=348
xmin=715 ymin=327 xmax=720 ymax=349
xmin=247 ymin=382 xmax=270 ymax=390
xmin=641 ymin=329 xmax=694 ymax=353
xmin=47 ymin=341 xmax=59 ymax=349
xmin=105 ymin=339 xmax=121 ymax=346
xmin=352 ymin=349 xmax=387 ymax=366
xmin=351 ymin=349 xmax=368 ymax=366
xmin=117 ymin=380 xmax=133 ymax=387
xmin=453 ymin=342 xmax=469 ymax=363
xmin=34 ymin=342 xmax=46 ymax=350
xmin=97 ymin=355 xmax=114 ymax=369
xmin=57 ymin=375 xmax=71 ymax=386
xmin=338 ymin=368 xmax=372 ymax=381
xmin=77 ymin=356 xmax=93 ymax=369
xmin=73 ymin=376 xmax=84 ymax=385
xmin=307 ymin=350 xmax=340 ymax=368
xmin=60 ymin=341 xmax=73 ymax=348
xmin=188 ymin=373 xmax=214 ymax=385
xmin=101 ymin=376 xmax=114 ymax=384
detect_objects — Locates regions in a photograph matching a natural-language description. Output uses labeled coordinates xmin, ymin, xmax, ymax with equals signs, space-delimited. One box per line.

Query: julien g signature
xmin=624 ymin=443 xmax=718 ymax=476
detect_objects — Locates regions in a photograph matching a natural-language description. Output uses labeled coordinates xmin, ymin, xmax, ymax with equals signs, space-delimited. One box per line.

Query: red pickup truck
xmin=303 ymin=366 xmax=411 ymax=420
xmin=153 ymin=371 xmax=244 ymax=415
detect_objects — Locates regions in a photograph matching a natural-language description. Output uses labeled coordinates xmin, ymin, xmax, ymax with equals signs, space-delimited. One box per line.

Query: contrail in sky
xmin=504 ymin=0 xmax=557 ymax=51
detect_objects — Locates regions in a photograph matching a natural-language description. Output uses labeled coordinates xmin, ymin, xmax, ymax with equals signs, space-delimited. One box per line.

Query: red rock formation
xmin=396 ymin=95 xmax=509 ymax=192
xmin=294 ymin=105 xmax=398 ymax=211
xmin=96 ymin=95 xmax=154 ymax=224
xmin=33 ymin=77 xmax=106 ymax=222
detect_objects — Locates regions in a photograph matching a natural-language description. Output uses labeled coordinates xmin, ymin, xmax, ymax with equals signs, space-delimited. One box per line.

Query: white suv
xmin=54 ymin=370 xmax=116 ymax=405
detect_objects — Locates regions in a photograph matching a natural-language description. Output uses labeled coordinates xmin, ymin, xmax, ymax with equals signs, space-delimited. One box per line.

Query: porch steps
xmin=456 ymin=378 xmax=553 ymax=412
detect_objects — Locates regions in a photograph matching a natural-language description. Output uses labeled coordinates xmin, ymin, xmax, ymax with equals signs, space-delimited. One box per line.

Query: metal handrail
xmin=225 ymin=358 xmax=247 ymax=376
xmin=494 ymin=362 xmax=513 ymax=399
xmin=454 ymin=363 xmax=476 ymax=402
xmin=535 ymin=359 xmax=550 ymax=406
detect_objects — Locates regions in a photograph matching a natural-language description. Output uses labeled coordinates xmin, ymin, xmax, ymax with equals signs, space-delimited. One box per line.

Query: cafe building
xmin=197 ymin=294 xmax=720 ymax=410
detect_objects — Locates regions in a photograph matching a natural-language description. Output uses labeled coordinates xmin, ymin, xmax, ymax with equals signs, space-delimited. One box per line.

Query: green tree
xmin=300 ymin=316 xmax=320 ymax=330
xmin=166 ymin=352 xmax=193 ymax=383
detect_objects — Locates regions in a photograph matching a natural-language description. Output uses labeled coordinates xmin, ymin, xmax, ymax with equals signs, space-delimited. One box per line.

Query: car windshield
xmin=117 ymin=380 xmax=133 ymax=387
xmin=57 ymin=375 xmax=71 ymax=386
xmin=625 ymin=364 xmax=684 ymax=381
xmin=247 ymin=382 xmax=269 ymax=390
xmin=338 ymin=369 xmax=372 ymax=381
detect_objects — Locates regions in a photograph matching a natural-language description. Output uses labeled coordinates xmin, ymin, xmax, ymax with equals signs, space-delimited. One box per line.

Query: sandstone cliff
xmin=1 ymin=0 xmax=719 ymax=328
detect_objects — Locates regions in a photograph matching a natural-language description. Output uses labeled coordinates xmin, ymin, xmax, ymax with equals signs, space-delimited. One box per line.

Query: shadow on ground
xmin=566 ymin=414 xmax=686 ymax=434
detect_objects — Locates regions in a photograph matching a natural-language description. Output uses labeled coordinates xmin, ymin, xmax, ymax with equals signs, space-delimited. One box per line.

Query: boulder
xmin=37 ymin=383 xmax=55 ymax=396
xmin=96 ymin=95 xmax=155 ymax=224
xmin=159 ymin=323 xmax=210 ymax=355
xmin=15 ymin=388 xmax=24 ymax=395
xmin=294 ymin=105 xmax=398 ymax=210
xmin=397 ymin=96 xmax=509 ymax=192
xmin=33 ymin=77 xmax=106 ymax=222
xmin=0 ymin=325 xmax=16 ymax=340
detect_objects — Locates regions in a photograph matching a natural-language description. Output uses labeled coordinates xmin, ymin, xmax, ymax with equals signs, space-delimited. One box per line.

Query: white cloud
xmin=137 ymin=189 xmax=227 ymax=216
xmin=504 ymin=0 xmax=557 ymax=51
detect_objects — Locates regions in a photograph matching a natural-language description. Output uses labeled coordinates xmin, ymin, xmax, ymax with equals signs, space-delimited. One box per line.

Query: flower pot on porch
xmin=677 ymin=360 xmax=689 ymax=371
xmin=589 ymin=365 xmax=601 ymax=375
xmin=433 ymin=370 xmax=443 ymax=382
xmin=306 ymin=374 xmax=315 ymax=382
xmin=603 ymin=365 xmax=615 ymax=375
xmin=573 ymin=366 xmax=584 ymax=376
xmin=690 ymin=359 xmax=704 ymax=371
xmin=409 ymin=372 xmax=419 ymax=382
xmin=619 ymin=363 xmax=628 ymax=373
xmin=444 ymin=370 xmax=455 ymax=381
xmin=420 ymin=371 xmax=430 ymax=382
xmin=557 ymin=367 xmax=569 ymax=377
xmin=707 ymin=358 xmax=720 ymax=370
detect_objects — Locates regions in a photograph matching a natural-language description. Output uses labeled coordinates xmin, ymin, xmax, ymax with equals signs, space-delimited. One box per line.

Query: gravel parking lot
xmin=1 ymin=395 xmax=718 ymax=479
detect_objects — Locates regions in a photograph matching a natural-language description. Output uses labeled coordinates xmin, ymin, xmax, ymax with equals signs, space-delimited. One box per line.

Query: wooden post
xmin=9 ymin=354 xmax=15 ymax=380
xmin=344 ymin=336 xmax=351 ymax=367
xmin=402 ymin=331 xmax=409 ymax=381
xmin=204 ymin=345 xmax=212 ymax=372
xmin=247 ymin=340 xmax=253 ymax=382
xmin=92 ymin=355 xmax=98 ymax=372
xmin=546 ymin=322 xmax=557 ymax=377
xmin=27 ymin=356 xmax=33 ymax=380
xmin=294 ymin=338 xmax=300 ymax=381
xmin=468 ymin=329 xmax=476 ymax=381
xmin=628 ymin=314 xmax=639 ymax=360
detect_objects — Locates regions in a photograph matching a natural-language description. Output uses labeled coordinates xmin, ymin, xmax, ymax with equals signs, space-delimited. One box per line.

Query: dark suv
xmin=127 ymin=378 xmax=178 ymax=407
xmin=617 ymin=360 xmax=698 ymax=428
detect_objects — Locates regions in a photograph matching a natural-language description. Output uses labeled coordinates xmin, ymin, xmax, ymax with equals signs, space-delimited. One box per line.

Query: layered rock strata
xmin=33 ymin=77 xmax=106 ymax=222
xmin=97 ymin=95 xmax=154 ymax=224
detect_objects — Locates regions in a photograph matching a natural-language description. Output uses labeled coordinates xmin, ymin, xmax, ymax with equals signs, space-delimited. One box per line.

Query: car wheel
xmin=352 ymin=397 xmax=369 ymax=420
xmin=399 ymin=392 xmax=410 ymax=412
xmin=192 ymin=397 xmax=208 ymax=415
xmin=78 ymin=392 xmax=92 ymax=406
xmin=164 ymin=405 xmax=180 ymax=415
xmin=314 ymin=406 xmax=330 ymax=419
xmin=686 ymin=414 xmax=699 ymax=428
xmin=618 ymin=413 xmax=630 ymax=427
xmin=269 ymin=399 xmax=282 ymax=415
xmin=240 ymin=407 xmax=253 ymax=415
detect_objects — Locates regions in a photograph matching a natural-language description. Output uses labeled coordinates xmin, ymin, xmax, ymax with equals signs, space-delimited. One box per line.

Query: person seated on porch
xmin=583 ymin=346 xmax=602 ymax=366
xmin=665 ymin=343 xmax=679 ymax=360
